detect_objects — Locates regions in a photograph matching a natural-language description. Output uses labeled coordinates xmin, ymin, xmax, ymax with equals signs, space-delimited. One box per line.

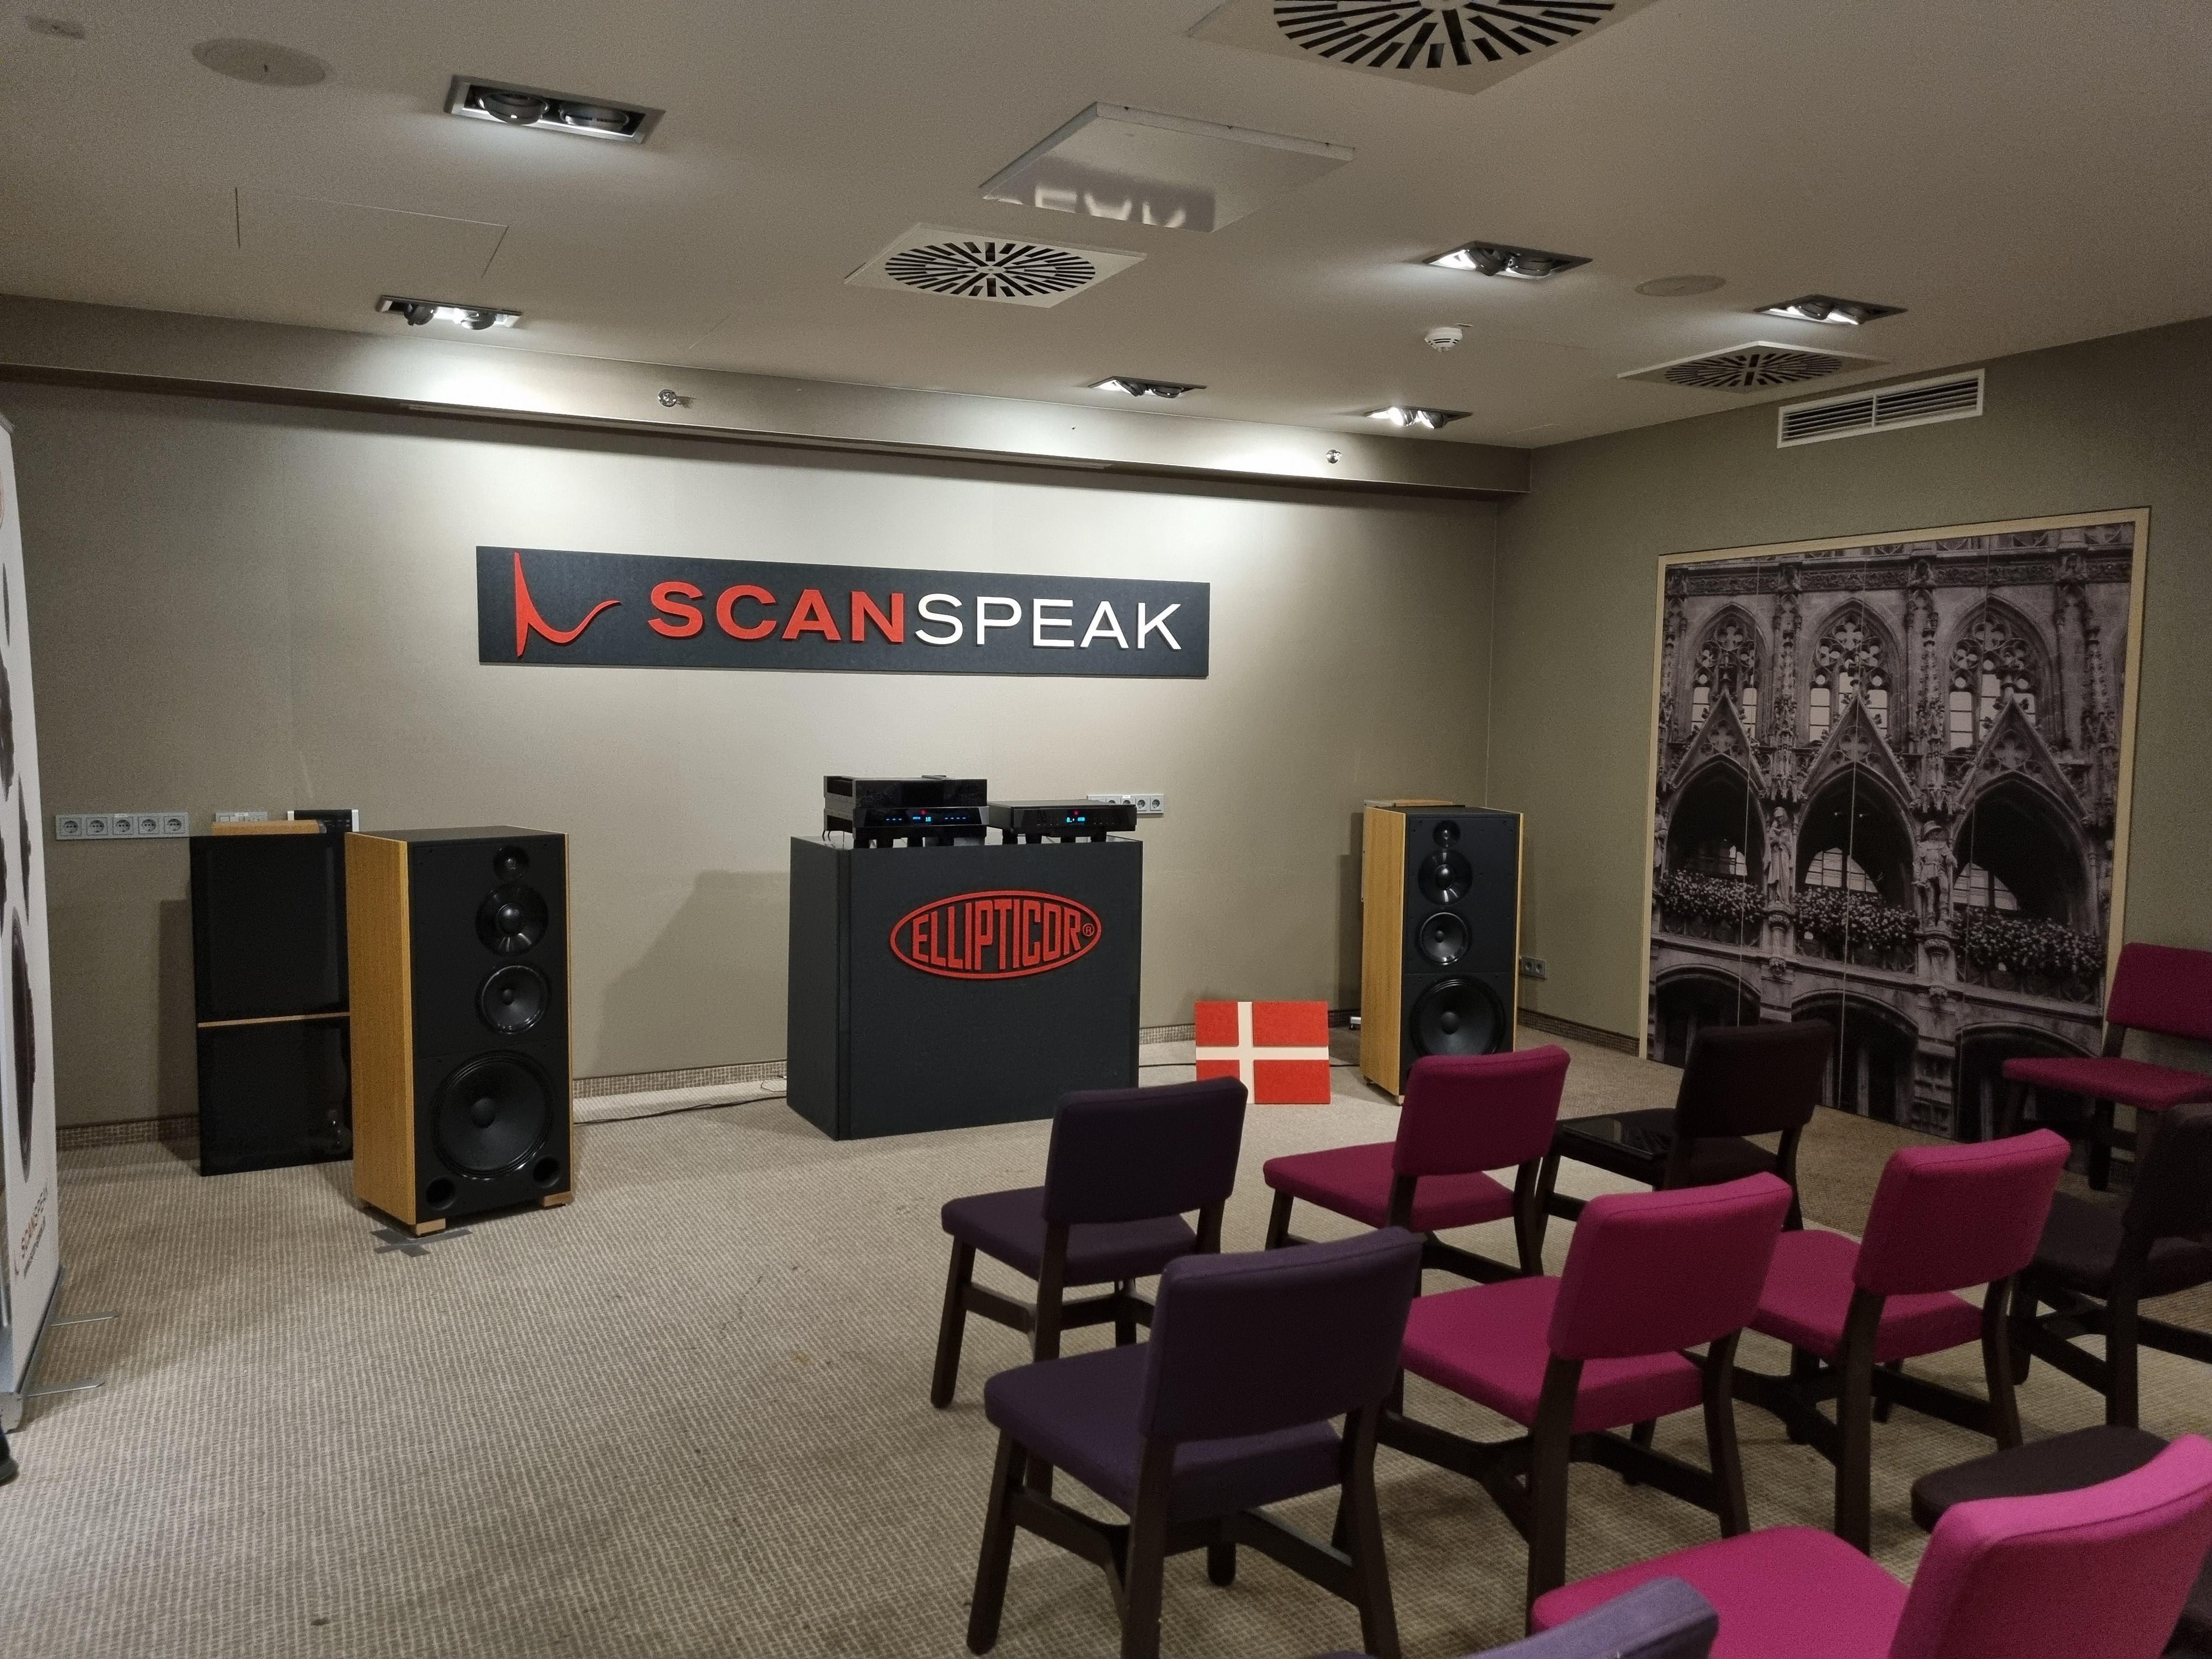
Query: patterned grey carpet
xmin=7 ymin=1035 xmax=2204 ymax=1658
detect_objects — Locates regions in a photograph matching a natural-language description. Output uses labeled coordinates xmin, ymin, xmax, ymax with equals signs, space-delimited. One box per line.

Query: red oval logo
xmin=889 ymin=889 xmax=1102 ymax=980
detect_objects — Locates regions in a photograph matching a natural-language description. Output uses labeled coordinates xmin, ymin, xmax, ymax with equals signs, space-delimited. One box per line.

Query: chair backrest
xmin=1486 ymin=1578 xmax=1718 ymax=1659
xmin=1041 ymin=1076 xmax=1247 ymax=1226
xmin=1888 ymin=1434 xmax=2212 ymax=1659
xmin=2125 ymin=1101 xmax=2212 ymax=1249
xmin=1393 ymin=1046 xmax=1571 ymax=1177
xmin=1139 ymin=1229 xmax=1421 ymax=1443
xmin=1547 ymin=1173 xmax=1792 ymax=1361
xmin=2106 ymin=942 xmax=2212 ymax=1045
xmin=1672 ymin=1019 xmax=1833 ymax=1141
xmin=1853 ymin=1130 xmax=2068 ymax=1297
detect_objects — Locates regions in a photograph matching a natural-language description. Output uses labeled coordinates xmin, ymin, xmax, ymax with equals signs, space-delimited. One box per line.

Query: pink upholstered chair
xmin=1263 ymin=1046 xmax=1569 ymax=1283
xmin=1528 ymin=1435 xmax=2212 ymax=1659
xmin=1734 ymin=1130 xmax=2069 ymax=1550
xmin=2001 ymin=942 xmax=2212 ymax=1188
xmin=1383 ymin=1172 xmax=1792 ymax=1609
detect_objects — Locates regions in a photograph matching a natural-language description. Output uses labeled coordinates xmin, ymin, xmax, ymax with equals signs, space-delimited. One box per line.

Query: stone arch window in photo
xmin=1647 ymin=513 xmax=2144 ymax=1140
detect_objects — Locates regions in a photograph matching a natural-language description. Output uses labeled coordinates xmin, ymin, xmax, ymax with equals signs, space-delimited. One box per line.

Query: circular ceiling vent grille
xmin=1272 ymin=1 xmax=1618 ymax=70
xmin=1661 ymin=347 xmax=1853 ymax=391
xmin=882 ymin=240 xmax=1097 ymax=302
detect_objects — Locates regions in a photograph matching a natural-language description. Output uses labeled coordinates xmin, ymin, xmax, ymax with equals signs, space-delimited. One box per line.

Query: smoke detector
xmin=1620 ymin=341 xmax=1885 ymax=392
xmin=847 ymin=224 xmax=1143 ymax=308
xmin=1424 ymin=325 xmax=1464 ymax=352
xmin=1190 ymin=0 xmax=1664 ymax=96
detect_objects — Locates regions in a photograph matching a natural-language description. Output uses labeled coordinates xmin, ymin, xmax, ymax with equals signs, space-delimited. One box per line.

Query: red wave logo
xmin=890 ymin=889 xmax=1102 ymax=980
xmin=512 ymin=551 xmax=620 ymax=658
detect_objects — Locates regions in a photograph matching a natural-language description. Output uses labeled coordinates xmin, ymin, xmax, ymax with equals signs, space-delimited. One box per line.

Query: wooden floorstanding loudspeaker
xmin=347 ymin=827 xmax=572 ymax=1234
xmin=1359 ymin=800 xmax=1522 ymax=1098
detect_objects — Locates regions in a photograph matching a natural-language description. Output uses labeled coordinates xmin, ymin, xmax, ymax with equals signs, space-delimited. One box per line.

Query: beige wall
xmin=5 ymin=383 xmax=1496 ymax=1126
xmin=1491 ymin=316 xmax=2212 ymax=1042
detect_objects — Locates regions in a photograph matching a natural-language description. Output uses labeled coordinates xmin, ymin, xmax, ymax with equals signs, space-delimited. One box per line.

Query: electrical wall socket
xmin=214 ymin=810 xmax=269 ymax=823
xmin=1519 ymin=955 xmax=1548 ymax=980
xmin=1088 ymin=791 xmax=1165 ymax=816
xmin=54 ymin=811 xmax=190 ymax=841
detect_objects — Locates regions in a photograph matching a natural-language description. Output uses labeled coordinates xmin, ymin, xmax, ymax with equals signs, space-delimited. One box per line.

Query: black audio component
xmin=825 ymin=775 xmax=989 ymax=848
xmin=348 ymin=828 xmax=572 ymax=1232
xmin=986 ymin=800 xmax=1137 ymax=843
xmin=1359 ymin=803 xmax=1522 ymax=1096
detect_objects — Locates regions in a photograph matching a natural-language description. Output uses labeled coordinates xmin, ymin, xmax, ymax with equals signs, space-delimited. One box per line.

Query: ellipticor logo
xmin=512 ymin=551 xmax=620 ymax=658
xmin=890 ymin=890 xmax=1101 ymax=980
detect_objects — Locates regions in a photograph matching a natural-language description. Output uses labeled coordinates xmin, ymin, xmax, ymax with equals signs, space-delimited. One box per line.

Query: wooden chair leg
xmin=1703 ymin=1332 xmax=1749 ymax=1537
xmin=1343 ymin=1407 xmax=1401 ymax=1659
xmin=1114 ymin=1279 xmax=1138 ymax=1347
xmin=1513 ymin=1160 xmax=1545 ymax=1276
xmin=1265 ymin=1189 xmax=1294 ymax=1250
xmin=2089 ymin=1099 xmax=2115 ymax=1191
xmin=1526 ymin=1358 xmax=1581 ymax=1612
xmin=1121 ymin=1442 xmax=1175 ymax=1659
xmin=2009 ymin=1280 xmax=2040 ymax=1385
xmin=1982 ymin=1278 xmax=2023 ymax=1449
xmin=1872 ymin=1359 xmax=1902 ymax=1424
xmin=932 ymin=1241 xmax=975 ymax=1408
xmin=1206 ymin=1538 xmax=1237 ymax=1587
xmin=2108 ymin=1291 xmax=2141 ymax=1430
xmin=966 ymin=1432 xmax=1026 ymax=1655
xmin=1621 ymin=1418 xmax=1655 ymax=1485
xmin=1784 ymin=1346 xmax=1820 ymax=1443
xmin=1835 ymin=1296 xmax=1882 ymax=1553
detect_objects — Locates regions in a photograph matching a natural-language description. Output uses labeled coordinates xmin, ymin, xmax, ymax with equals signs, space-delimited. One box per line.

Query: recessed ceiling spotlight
xmin=1367 ymin=405 xmax=1470 ymax=431
xmin=1089 ymin=377 xmax=1204 ymax=399
xmin=444 ymin=76 xmax=662 ymax=144
xmin=1427 ymin=240 xmax=1588 ymax=280
xmin=376 ymin=295 xmax=520 ymax=331
xmin=191 ymin=38 xmax=329 ymax=86
xmin=1635 ymin=274 xmax=1726 ymax=298
xmin=1758 ymin=293 xmax=1905 ymax=326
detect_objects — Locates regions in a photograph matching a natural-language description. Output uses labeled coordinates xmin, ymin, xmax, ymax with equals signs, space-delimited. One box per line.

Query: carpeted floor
xmin=5 ymin=1033 xmax=2205 ymax=1658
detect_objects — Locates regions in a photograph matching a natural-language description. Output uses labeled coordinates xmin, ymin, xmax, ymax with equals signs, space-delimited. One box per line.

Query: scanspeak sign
xmin=478 ymin=546 xmax=1209 ymax=678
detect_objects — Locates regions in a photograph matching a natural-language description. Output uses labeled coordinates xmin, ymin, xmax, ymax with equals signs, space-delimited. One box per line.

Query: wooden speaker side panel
xmin=1359 ymin=806 xmax=1407 ymax=1096
xmin=346 ymin=833 xmax=416 ymax=1223
xmin=1509 ymin=812 xmax=1524 ymax=1053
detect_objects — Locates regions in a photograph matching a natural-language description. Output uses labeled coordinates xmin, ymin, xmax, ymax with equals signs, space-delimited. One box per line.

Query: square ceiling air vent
xmin=1620 ymin=340 xmax=1886 ymax=392
xmin=1777 ymin=370 xmax=1985 ymax=447
xmin=1190 ymin=0 xmax=1666 ymax=96
xmin=979 ymin=104 xmax=1351 ymax=233
xmin=845 ymin=224 xmax=1143 ymax=307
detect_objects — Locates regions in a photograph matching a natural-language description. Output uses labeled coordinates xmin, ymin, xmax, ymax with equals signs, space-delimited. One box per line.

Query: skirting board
xmin=1516 ymin=1008 xmax=1640 ymax=1056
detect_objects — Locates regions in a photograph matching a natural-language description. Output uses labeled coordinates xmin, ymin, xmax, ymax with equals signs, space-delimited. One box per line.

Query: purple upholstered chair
xmin=1385 ymin=1173 xmax=1793 ymax=1609
xmin=1734 ymin=1129 xmax=2069 ymax=1550
xmin=931 ymin=1076 xmax=1246 ymax=1407
xmin=1263 ymin=1046 xmax=1569 ymax=1282
xmin=1530 ymin=1435 xmax=2212 ymax=1659
xmin=967 ymin=1228 xmax=1424 ymax=1659
xmin=1310 ymin=1576 xmax=1719 ymax=1659
xmin=2001 ymin=941 xmax=2212 ymax=1187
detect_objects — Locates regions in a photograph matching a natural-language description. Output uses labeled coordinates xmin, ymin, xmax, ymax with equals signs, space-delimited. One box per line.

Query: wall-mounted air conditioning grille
xmin=1620 ymin=341 xmax=1885 ymax=392
xmin=1777 ymin=370 xmax=1985 ymax=448
xmin=846 ymin=224 xmax=1142 ymax=308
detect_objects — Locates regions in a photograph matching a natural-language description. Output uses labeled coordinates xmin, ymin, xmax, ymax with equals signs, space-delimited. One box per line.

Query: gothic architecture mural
xmin=1644 ymin=516 xmax=2142 ymax=1141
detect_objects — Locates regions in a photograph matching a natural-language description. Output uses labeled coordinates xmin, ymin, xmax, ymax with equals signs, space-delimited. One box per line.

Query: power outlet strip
xmin=1087 ymin=791 xmax=1166 ymax=816
xmin=55 ymin=811 xmax=190 ymax=841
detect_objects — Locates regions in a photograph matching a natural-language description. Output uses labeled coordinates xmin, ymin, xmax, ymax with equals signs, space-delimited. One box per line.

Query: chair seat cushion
xmin=1263 ymin=1142 xmax=1515 ymax=1232
xmin=1554 ymin=1111 xmax=1781 ymax=1188
xmin=1402 ymin=1275 xmax=1703 ymax=1433
xmin=2004 ymin=1054 xmax=2212 ymax=1111
xmin=1752 ymin=1227 xmax=1982 ymax=1363
xmin=2029 ymin=1191 xmax=2212 ymax=1299
xmin=1530 ymin=1526 xmax=1907 ymax=1659
xmin=1911 ymin=1425 xmax=2168 ymax=1532
xmin=982 ymin=1345 xmax=1342 ymax=1523
xmin=942 ymin=1187 xmax=1197 ymax=1286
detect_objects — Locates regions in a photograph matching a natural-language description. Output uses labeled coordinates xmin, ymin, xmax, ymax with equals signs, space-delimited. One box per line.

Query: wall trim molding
xmin=1517 ymin=1007 xmax=1640 ymax=1055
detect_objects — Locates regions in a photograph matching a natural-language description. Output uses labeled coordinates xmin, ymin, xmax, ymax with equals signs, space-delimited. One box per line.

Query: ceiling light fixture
xmin=445 ymin=76 xmax=662 ymax=143
xmin=1089 ymin=377 xmax=1204 ymax=399
xmin=1757 ymin=293 xmax=1905 ymax=326
xmin=1367 ymin=405 xmax=1470 ymax=431
xmin=1427 ymin=240 xmax=1589 ymax=280
xmin=376 ymin=295 xmax=520 ymax=331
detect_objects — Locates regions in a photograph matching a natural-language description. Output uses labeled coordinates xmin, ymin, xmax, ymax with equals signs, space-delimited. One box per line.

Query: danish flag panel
xmin=1193 ymin=1000 xmax=1333 ymax=1105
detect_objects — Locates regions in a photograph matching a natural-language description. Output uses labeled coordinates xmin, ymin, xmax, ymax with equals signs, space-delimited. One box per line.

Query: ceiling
xmin=3 ymin=0 xmax=2209 ymax=449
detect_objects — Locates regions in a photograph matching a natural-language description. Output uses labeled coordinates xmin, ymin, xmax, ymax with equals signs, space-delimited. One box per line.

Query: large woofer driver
xmin=1408 ymin=977 xmax=1506 ymax=1059
xmin=477 ymin=883 xmax=549 ymax=955
xmin=478 ymin=964 xmax=549 ymax=1035
xmin=433 ymin=1054 xmax=551 ymax=1176
xmin=1416 ymin=910 xmax=1471 ymax=967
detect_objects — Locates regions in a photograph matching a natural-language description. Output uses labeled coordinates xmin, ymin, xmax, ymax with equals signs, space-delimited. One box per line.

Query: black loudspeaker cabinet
xmin=189 ymin=826 xmax=352 ymax=1174
xmin=1360 ymin=803 xmax=1521 ymax=1097
xmin=348 ymin=828 xmax=571 ymax=1233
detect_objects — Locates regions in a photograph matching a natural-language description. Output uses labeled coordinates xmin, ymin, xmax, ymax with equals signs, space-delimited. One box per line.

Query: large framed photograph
xmin=1640 ymin=511 xmax=2147 ymax=1141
